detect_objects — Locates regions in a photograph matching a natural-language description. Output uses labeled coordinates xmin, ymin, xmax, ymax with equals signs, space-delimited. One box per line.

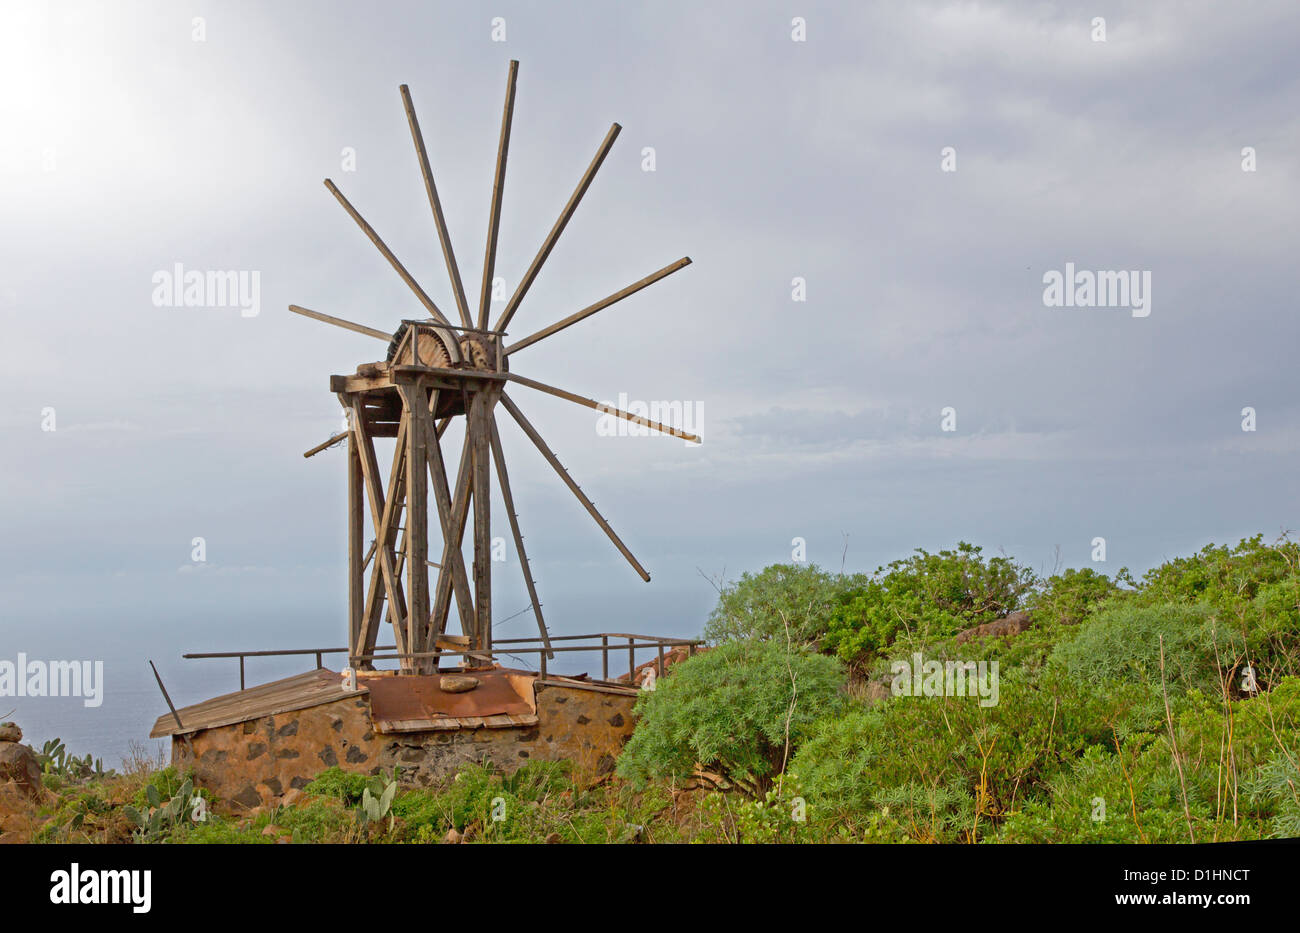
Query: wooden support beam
xmin=494 ymin=123 xmax=621 ymax=333
xmin=499 ymin=392 xmax=650 ymax=582
xmin=505 ymin=372 xmax=701 ymax=444
xmin=351 ymin=401 xmax=411 ymax=660
xmin=401 ymin=84 xmax=473 ymax=330
xmin=323 ymin=178 xmax=453 ymax=328
xmin=347 ymin=418 xmax=364 ymax=661
xmin=505 ymin=257 xmax=692 ymax=355
xmin=359 ymin=418 xmax=409 ymax=657
xmin=470 ymin=391 xmax=494 ymax=651
xmin=400 ymin=384 xmax=431 ymax=672
xmin=288 ymin=305 xmax=392 ymax=342
xmin=489 ymin=415 xmax=553 ymax=658
xmin=431 ymin=431 xmax=475 ymax=640
xmin=478 ymin=60 xmax=518 ymax=331
xmin=422 ymin=391 xmax=477 ymax=651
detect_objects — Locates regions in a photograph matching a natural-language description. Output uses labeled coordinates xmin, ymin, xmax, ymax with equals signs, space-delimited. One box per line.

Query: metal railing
xmin=183 ymin=632 xmax=701 ymax=691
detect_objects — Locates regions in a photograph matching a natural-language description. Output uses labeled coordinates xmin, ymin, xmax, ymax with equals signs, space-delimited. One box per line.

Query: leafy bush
xmin=822 ymin=543 xmax=1037 ymax=666
xmin=1048 ymin=604 xmax=1219 ymax=696
xmin=1027 ymin=567 xmax=1122 ymax=628
xmin=703 ymin=563 xmax=864 ymax=645
xmin=617 ymin=639 xmax=846 ymax=797
xmin=1129 ymin=534 xmax=1300 ymax=686
xmin=303 ymin=766 xmax=370 ymax=804
xmin=791 ymin=669 xmax=1169 ymax=842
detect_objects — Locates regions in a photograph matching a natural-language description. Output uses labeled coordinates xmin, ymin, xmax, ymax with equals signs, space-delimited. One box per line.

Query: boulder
xmin=0 ymin=722 xmax=21 ymax=743
xmin=0 ymin=742 xmax=41 ymax=797
xmin=954 ymin=610 xmax=1032 ymax=646
xmin=439 ymin=675 xmax=480 ymax=694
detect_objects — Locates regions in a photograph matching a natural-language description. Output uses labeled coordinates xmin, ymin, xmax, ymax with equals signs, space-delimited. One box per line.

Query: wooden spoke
xmin=288 ymin=305 xmax=391 ymax=342
xmin=499 ymin=392 xmax=650 ymax=582
xmin=506 ymin=257 xmax=692 ymax=355
xmin=505 ymin=372 xmax=700 ymax=443
xmin=401 ymin=84 xmax=472 ymax=329
xmin=478 ymin=60 xmax=518 ymax=330
xmin=304 ymin=431 xmax=349 ymax=459
xmin=323 ymin=178 xmax=453 ymax=327
xmin=490 ymin=415 xmax=553 ymax=658
xmin=493 ymin=123 xmax=621 ymax=333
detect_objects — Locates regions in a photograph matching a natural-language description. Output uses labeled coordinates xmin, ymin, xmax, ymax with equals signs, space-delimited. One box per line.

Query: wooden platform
xmin=149 ymin=669 xmax=363 ymax=738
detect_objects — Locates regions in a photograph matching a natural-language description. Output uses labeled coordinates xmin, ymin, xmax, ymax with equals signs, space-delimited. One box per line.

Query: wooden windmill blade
xmin=400 ymin=84 xmax=473 ymax=330
xmin=478 ymin=59 xmax=518 ymax=330
xmin=287 ymin=60 xmax=696 ymax=673
xmin=498 ymin=393 xmax=650 ymax=582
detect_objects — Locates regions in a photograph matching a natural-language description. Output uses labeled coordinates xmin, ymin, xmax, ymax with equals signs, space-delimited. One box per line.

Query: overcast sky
xmin=3 ymin=0 xmax=1299 ymax=703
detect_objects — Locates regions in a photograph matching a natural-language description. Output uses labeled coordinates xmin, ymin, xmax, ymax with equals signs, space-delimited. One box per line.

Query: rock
xmin=261 ymin=824 xmax=281 ymax=837
xmin=954 ymin=610 xmax=1032 ymax=646
xmin=440 ymin=675 xmax=480 ymax=694
xmin=544 ymin=832 xmax=562 ymax=844
xmin=0 ymin=783 xmax=36 ymax=834
xmin=0 ymin=722 xmax=21 ymax=743
xmin=444 ymin=828 xmax=463 ymax=844
xmin=0 ymin=742 xmax=41 ymax=797
xmin=280 ymin=788 xmax=304 ymax=808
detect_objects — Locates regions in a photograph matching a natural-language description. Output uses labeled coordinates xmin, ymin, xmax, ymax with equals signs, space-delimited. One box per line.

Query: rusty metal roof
xmin=364 ymin=667 xmax=538 ymax=733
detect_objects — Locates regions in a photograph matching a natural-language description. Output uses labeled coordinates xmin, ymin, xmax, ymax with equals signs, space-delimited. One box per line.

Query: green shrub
xmin=276 ymin=797 xmax=354 ymax=842
xmin=131 ymin=765 xmax=186 ymax=809
xmin=1027 ymin=567 xmax=1122 ymax=628
xmin=1129 ymin=534 xmax=1300 ymax=686
xmin=617 ymin=639 xmax=846 ymax=797
xmin=703 ymin=563 xmax=864 ymax=645
xmin=303 ymin=767 xmax=370 ymax=804
xmin=1048 ymin=604 xmax=1219 ymax=695
xmin=822 ymin=543 xmax=1037 ymax=666
xmin=792 ymin=669 xmax=1169 ymax=841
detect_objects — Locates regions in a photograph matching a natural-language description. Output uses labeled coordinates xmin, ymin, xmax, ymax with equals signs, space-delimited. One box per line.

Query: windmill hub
xmin=386 ymin=320 xmax=503 ymax=374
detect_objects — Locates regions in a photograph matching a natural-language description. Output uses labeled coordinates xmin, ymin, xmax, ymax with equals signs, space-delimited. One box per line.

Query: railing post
xmin=239 ymin=656 xmax=245 ymax=691
xmin=601 ymin=635 xmax=609 ymax=681
xmin=540 ymin=648 xmax=547 ymax=681
xmin=657 ymin=644 xmax=665 ymax=678
xmin=316 ymin=651 xmax=323 ymax=670
xmin=628 ymin=637 xmax=635 ymax=681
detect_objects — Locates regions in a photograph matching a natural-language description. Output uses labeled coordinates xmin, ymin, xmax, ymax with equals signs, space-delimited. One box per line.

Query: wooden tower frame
xmin=291 ymin=62 xmax=699 ymax=674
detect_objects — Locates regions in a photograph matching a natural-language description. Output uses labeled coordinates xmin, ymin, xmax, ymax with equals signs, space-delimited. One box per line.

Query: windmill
xmin=289 ymin=61 xmax=697 ymax=677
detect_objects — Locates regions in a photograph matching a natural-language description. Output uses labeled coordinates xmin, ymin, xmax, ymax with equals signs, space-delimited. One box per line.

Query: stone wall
xmin=173 ymin=681 xmax=638 ymax=811
xmin=173 ymin=692 xmax=377 ymax=810
xmin=379 ymin=683 xmax=637 ymax=786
